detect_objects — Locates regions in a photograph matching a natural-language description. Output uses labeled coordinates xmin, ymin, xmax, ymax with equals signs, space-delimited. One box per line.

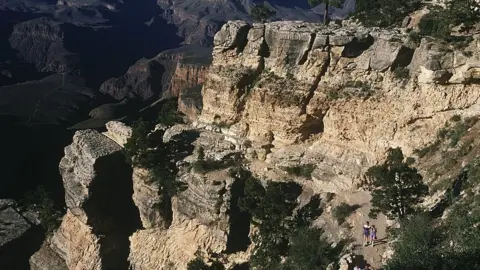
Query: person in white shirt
xmin=363 ymin=221 xmax=371 ymax=246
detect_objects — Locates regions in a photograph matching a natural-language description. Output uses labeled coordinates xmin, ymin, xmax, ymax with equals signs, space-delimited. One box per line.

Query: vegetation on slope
xmin=353 ymin=0 xmax=421 ymax=27
xmin=419 ymin=0 xmax=480 ymax=40
xmin=123 ymin=98 xmax=186 ymax=223
xmin=235 ymin=169 xmax=343 ymax=270
xmin=364 ymin=148 xmax=428 ymax=219
xmin=385 ymin=200 xmax=480 ymax=269
xmin=381 ymin=118 xmax=480 ymax=269
xmin=20 ymin=185 xmax=63 ymax=234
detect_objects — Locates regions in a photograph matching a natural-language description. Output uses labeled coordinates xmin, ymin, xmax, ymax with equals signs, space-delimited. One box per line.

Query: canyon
xmin=1 ymin=18 xmax=478 ymax=269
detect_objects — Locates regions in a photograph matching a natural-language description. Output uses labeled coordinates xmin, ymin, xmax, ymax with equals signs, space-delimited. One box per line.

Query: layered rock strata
xmin=25 ymin=20 xmax=480 ymax=269
xmin=198 ymin=20 xmax=480 ymax=191
xmin=8 ymin=17 xmax=80 ymax=74
xmin=99 ymin=45 xmax=211 ymax=101
xmin=31 ymin=129 xmax=141 ymax=269
xmin=128 ymin=126 xmax=248 ymax=269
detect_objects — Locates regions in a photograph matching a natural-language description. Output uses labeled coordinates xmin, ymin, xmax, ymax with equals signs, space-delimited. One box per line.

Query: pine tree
xmin=308 ymin=0 xmax=342 ymax=25
xmin=364 ymin=148 xmax=428 ymax=219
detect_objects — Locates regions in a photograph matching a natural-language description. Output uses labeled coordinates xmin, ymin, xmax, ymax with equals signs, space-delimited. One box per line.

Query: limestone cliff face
xmin=167 ymin=62 xmax=208 ymax=97
xmin=178 ymin=85 xmax=203 ymax=122
xmin=128 ymin=128 xmax=246 ymax=270
xmin=27 ymin=21 xmax=480 ymax=269
xmin=31 ymin=129 xmax=141 ymax=270
xmin=99 ymin=45 xmax=211 ymax=101
xmin=198 ymin=20 xmax=480 ymax=191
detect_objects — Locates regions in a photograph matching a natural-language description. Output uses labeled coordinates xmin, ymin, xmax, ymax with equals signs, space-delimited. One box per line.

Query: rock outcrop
xmin=8 ymin=17 xmax=80 ymax=74
xmin=24 ymin=20 xmax=480 ymax=270
xmin=102 ymin=121 xmax=132 ymax=146
xmin=128 ymin=127 xmax=250 ymax=269
xmin=198 ymin=20 xmax=480 ymax=191
xmin=99 ymin=45 xmax=211 ymax=101
xmin=178 ymin=85 xmax=203 ymax=122
xmin=31 ymin=129 xmax=141 ymax=270
xmin=0 ymin=200 xmax=33 ymax=269
xmin=157 ymin=0 xmax=355 ymax=46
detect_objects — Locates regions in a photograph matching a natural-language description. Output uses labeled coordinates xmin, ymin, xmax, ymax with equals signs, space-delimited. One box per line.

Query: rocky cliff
xmin=197 ymin=20 xmax=480 ymax=192
xmin=24 ymin=20 xmax=480 ymax=270
xmin=99 ymin=45 xmax=211 ymax=101
xmin=157 ymin=0 xmax=355 ymax=46
xmin=30 ymin=129 xmax=141 ymax=270
xmin=9 ymin=17 xmax=80 ymax=74
xmin=30 ymin=122 xmax=251 ymax=269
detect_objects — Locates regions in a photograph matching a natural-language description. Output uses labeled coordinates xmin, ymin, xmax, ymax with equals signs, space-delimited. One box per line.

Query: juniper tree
xmin=308 ymin=0 xmax=342 ymax=25
xmin=364 ymin=147 xmax=428 ymax=219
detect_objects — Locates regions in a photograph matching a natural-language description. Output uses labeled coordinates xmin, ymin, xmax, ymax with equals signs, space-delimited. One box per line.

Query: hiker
xmin=370 ymin=225 xmax=377 ymax=247
xmin=363 ymin=221 xmax=371 ymax=246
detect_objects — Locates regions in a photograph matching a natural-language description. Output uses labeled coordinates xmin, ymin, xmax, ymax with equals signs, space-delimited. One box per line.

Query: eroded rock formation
xmin=128 ymin=125 xmax=249 ymax=269
xmin=25 ymin=20 xmax=480 ymax=269
xmin=8 ymin=17 xmax=80 ymax=74
xmin=31 ymin=129 xmax=141 ymax=270
xmin=198 ymin=20 xmax=480 ymax=191
xmin=99 ymin=45 xmax=211 ymax=101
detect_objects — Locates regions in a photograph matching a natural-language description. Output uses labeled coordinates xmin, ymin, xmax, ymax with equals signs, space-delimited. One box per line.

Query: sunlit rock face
xmin=199 ymin=20 xmax=480 ymax=191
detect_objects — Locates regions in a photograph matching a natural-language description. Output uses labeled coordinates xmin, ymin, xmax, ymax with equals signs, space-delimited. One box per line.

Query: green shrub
xmin=193 ymin=159 xmax=232 ymax=173
xmin=332 ymin=203 xmax=360 ymax=224
xmin=353 ymin=0 xmax=421 ymax=27
xmin=419 ymin=0 xmax=480 ymax=41
xmin=441 ymin=116 xmax=478 ymax=147
xmin=429 ymin=177 xmax=455 ymax=194
xmin=216 ymin=121 xmax=231 ymax=129
xmin=464 ymin=116 xmax=479 ymax=127
xmin=364 ymin=148 xmax=428 ymax=219
xmin=238 ymin=178 xmax=327 ymax=269
xmin=284 ymin=164 xmax=316 ymax=178
xmin=157 ymin=98 xmax=183 ymax=127
xmin=448 ymin=122 xmax=467 ymax=147
xmin=282 ymin=227 xmax=338 ymax=270
xmin=465 ymin=159 xmax=480 ymax=190
xmin=327 ymin=90 xmax=340 ymax=100
xmin=413 ymin=140 xmax=441 ymax=158
xmin=421 ymin=116 xmax=479 ymax=151
xmin=437 ymin=127 xmax=449 ymax=140
xmin=344 ymin=81 xmax=374 ymax=99
xmin=408 ymin=31 xmax=422 ymax=45
xmin=386 ymin=210 xmax=480 ymax=269
xmin=21 ymin=186 xmax=62 ymax=234
xmin=192 ymin=147 xmax=234 ymax=173
xmin=450 ymin=114 xmax=462 ymax=122
xmin=123 ymin=118 xmax=152 ymax=163
xmin=385 ymin=215 xmax=442 ymax=269
xmin=418 ymin=8 xmax=451 ymax=39
xmin=187 ymin=258 xmax=224 ymax=270
xmin=123 ymin=118 xmax=187 ymax=216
